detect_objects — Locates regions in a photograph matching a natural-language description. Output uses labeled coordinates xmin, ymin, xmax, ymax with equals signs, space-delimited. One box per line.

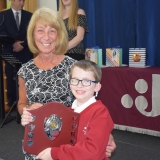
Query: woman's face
xmin=34 ymin=20 xmax=58 ymax=55
xmin=62 ymin=0 xmax=72 ymax=6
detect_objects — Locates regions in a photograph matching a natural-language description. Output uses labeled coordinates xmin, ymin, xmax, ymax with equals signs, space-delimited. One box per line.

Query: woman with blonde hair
xmin=18 ymin=7 xmax=76 ymax=159
xmin=58 ymin=0 xmax=89 ymax=60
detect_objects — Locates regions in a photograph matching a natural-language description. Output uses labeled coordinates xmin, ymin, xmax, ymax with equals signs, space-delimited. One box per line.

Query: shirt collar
xmin=12 ymin=8 xmax=21 ymax=15
xmin=71 ymin=96 xmax=96 ymax=113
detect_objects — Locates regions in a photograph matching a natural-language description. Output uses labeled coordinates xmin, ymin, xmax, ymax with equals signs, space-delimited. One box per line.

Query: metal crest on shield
xmin=44 ymin=114 xmax=62 ymax=140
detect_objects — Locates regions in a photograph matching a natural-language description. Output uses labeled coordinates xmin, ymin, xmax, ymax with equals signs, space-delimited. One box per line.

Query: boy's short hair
xmin=70 ymin=60 xmax=102 ymax=82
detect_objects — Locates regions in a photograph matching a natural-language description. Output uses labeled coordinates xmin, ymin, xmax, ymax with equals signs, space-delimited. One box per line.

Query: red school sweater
xmin=51 ymin=100 xmax=114 ymax=160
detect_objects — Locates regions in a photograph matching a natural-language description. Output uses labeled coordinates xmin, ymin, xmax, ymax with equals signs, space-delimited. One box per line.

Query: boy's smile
xmin=76 ymin=90 xmax=85 ymax=95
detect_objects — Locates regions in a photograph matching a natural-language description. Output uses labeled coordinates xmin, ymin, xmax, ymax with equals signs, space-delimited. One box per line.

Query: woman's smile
xmin=42 ymin=43 xmax=51 ymax=46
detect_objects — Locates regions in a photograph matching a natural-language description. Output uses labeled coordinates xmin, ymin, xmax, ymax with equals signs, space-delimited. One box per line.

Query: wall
xmin=38 ymin=0 xmax=57 ymax=11
xmin=4 ymin=0 xmax=57 ymax=11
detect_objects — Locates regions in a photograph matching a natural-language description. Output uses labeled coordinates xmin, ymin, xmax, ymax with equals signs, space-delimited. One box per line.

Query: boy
xmin=36 ymin=60 xmax=114 ymax=160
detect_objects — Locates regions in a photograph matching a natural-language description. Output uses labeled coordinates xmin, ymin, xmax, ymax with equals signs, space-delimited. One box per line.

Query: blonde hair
xmin=27 ymin=7 xmax=68 ymax=55
xmin=70 ymin=60 xmax=102 ymax=82
xmin=59 ymin=0 xmax=78 ymax=31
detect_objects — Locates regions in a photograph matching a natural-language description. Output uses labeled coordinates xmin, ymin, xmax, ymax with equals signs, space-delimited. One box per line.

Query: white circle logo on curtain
xmin=121 ymin=94 xmax=133 ymax=108
xmin=121 ymin=75 xmax=160 ymax=117
xmin=135 ymin=96 xmax=149 ymax=116
xmin=135 ymin=79 xmax=148 ymax=93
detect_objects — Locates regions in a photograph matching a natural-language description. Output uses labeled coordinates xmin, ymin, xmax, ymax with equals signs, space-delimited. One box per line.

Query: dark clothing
xmin=0 ymin=8 xmax=33 ymax=63
xmin=63 ymin=14 xmax=88 ymax=60
xmin=65 ymin=52 xmax=85 ymax=61
xmin=0 ymin=9 xmax=33 ymax=107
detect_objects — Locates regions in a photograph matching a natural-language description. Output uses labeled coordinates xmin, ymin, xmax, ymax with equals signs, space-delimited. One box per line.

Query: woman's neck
xmin=40 ymin=53 xmax=57 ymax=61
xmin=64 ymin=5 xmax=70 ymax=11
xmin=35 ymin=54 xmax=62 ymax=70
xmin=62 ymin=7 xmax=70 ymax=19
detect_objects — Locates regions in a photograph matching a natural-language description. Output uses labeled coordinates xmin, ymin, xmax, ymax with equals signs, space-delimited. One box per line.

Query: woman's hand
xmin=106 ymin=134 xmax=116 ymax=157
xmin=21 ymin=108 xmax=32 ymax=126
xmin=36 ymin=148 xmax=52 ymax=160
xmin=21 ymin=103 xmax=43 ymax=126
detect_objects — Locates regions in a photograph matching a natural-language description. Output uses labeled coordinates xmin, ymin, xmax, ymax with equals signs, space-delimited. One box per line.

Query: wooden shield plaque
xmin=23 ymin=102 xmax=79 ymax=155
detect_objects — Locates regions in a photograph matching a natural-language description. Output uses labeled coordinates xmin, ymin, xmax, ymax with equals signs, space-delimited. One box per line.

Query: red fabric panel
xmin=98 ymin=67 xmax=160 ymax=132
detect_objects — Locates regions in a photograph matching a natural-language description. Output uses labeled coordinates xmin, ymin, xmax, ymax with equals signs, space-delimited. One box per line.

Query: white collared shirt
xmin=71 ymin=96 xmax=96 ymax=113
xmin=12 ymin=8 xmax=21 ymax=24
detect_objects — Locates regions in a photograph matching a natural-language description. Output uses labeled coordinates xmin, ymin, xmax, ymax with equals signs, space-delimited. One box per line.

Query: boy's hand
xmin=36 ymin=148 xmax=52 ymax=160
xmin=106 ymin=134 xmax=116 ymax=157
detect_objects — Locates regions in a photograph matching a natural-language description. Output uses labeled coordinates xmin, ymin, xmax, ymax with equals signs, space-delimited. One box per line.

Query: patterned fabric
xmin=22 ymin=140 xmax=37 ymax=160
xmin=17 ymin=56 xmax=76 ymax=107
xmin=23 ymin=150 xmax=37 ymax=160
xmin=63 ymin=14 xmax=89 ymax=55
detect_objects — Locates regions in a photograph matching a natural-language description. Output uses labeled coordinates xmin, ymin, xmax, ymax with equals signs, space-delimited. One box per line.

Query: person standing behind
xmin=0 ymin=0 xmax=33 ymax=112
xmin=58 ymin=0 xmax=88 ymax=60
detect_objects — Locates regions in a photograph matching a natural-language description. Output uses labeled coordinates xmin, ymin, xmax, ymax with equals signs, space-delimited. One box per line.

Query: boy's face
xmin=70 ymin=67 xmax=101 ymax=106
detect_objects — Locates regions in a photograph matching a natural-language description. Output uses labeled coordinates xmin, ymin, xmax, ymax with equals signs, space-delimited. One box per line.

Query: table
xmin=98 ymin=66 xmax=160 ymax=137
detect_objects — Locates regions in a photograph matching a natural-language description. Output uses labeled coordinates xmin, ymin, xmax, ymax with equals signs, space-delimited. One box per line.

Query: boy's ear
xmin=95 ymin=82 xmax=101 ymax=92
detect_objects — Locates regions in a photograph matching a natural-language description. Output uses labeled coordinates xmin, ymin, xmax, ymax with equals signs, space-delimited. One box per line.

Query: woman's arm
xmin=18 ymin=76 xmax=43 ymax=115
xmin=68 ymin=9 xmax=86 ymax=50
xmin=68 ymin=26 xmax=85 ymax=50
xmin=18 ymin=76 xmax=43 ymax=126
xmin=18 ymin=76 xmax=29 ymax=115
